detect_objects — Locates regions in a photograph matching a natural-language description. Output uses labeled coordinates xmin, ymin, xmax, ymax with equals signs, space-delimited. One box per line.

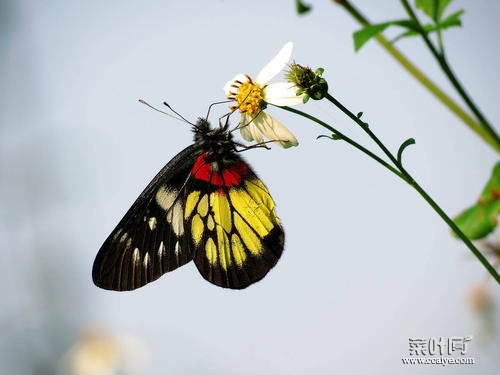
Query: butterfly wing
xmin=185 ymin=153 xmax=285 ymax=289
xmin=92 ymin=145 xmax=202 ymax=291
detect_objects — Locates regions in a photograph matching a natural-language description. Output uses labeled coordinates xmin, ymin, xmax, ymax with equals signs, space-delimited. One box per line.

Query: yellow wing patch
xmin=231 ymin=234 xmax=246 ymax=266
xmin=233 ymin=211 xmax=262 ymax=255
xmin=184 ymin=191 xmax=200 ymax=219
xmin=245 ymin=179 xmax=274 ymax=210
xmin=229 ymin=188 xmax=274 ymax=237
xmin=216 ymin=225 xmax=231 ymax=270
xmin=207 ymin=214 xmax=215 ymax=231
xmin=210 ymin=192 xmax=232 ymax=233
xmin=197 ymin=194 xmax=209 ymax=217
xmin=205 ymin=237 xmax=217 ymax=265
xmin=184 ymin=178 xmax=281 ymax=271
xmin=191 ymin=214 xmax=204 ymax=245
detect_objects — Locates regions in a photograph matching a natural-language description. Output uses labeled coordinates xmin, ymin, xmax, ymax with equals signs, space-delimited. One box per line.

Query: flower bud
xmin=286 ymin=63 xmax=328 ymax=103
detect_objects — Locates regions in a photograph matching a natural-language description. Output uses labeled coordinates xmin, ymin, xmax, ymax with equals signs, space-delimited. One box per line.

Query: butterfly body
xmin=93 ymin=118 xmax=284 ymax=291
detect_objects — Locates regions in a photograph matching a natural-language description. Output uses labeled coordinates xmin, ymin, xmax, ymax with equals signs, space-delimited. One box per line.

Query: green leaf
xmin=391 ymin=19 xmax=420 ymax=30
xmin=295 ymin=0 xmax=312 ymax=15
xmin=391 ymin=10 xmax=463 ymax=44
xmin=454 ymin=201 xmax=500 ymax=240
xmin=479 ymin=162 xmax=500 ymax=203
xmin=415 ymin=0 xmax=452 ymax=22
xmin=354 ymin=23 xmax=391 ymax=51
xmin=454 ymin=162 xmax=500 ymax=240
xmin=438 ymin=9 xmax=464 ymax=29
xmin=353 ymin=19 xmax=417 ymax=51
xmin=391 ymin=29 xmax=419 ymax=43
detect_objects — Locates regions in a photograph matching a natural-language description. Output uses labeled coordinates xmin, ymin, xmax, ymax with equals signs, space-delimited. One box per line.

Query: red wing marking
xmin=192 ymin=153 xmax=248 ymax=187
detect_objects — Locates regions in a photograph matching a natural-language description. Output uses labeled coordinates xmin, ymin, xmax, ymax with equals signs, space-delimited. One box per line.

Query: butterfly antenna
xmin=163 ymin=102 xmax=195 ymax=126
xmin=138 ymin=99 xmax=188 ymax=124
xmin=205 ymin=100 xmax=232 ymax=120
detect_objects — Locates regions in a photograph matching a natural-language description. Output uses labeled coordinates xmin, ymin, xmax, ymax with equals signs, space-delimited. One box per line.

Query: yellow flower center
xmin=235 ymin=81 xmax=264 ymax=115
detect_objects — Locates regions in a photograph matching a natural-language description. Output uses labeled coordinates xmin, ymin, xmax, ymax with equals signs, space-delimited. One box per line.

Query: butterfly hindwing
xmin=185 ymin=153 xmax=285 ymax=289
xmin=92 ymin=145 xmax=202 ymax=291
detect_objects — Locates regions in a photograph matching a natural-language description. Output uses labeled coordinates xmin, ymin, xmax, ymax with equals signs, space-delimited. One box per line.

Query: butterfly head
xmin=193 ymin=118 xmax=236 ymax=159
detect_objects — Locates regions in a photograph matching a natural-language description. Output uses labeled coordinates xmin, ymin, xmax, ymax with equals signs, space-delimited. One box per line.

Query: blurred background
xmin=1 ymin=0 xmax=499 ymax=374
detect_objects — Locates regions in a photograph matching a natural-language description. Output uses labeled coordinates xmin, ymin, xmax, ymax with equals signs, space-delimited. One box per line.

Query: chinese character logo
xmin=408 ymin=335 xmax=473 ymax=356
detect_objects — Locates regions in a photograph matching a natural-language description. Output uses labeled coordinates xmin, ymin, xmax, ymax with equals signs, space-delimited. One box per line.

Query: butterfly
xmin=92 ymin=110 xmax=285 ymax=290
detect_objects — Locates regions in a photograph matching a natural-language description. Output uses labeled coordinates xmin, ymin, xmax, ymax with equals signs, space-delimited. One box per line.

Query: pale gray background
xmin=1 ymin=0 xmax=499 ymax=374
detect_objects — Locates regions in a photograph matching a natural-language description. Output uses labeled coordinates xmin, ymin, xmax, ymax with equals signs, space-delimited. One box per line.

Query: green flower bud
xmin=286 ymin=63 xmax=328 ymax=103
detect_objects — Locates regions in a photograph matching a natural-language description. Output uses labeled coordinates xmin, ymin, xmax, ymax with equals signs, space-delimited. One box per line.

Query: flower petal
xmin=239 ymin=113 xmax=254 ymax=142
xmin=255 ymin=42 xmax=293 ymax=86
xmin=240 ymin=113 xmax=264 ymax=144
xmin=223 ymin=73 xmax=249 ymax=97
xmin=263 ymin=82 xmax=304 ymax=106
xmin=249 ymin=124 xmax=264 ymax=144
xmin=254 ymin=111 xmax=298 ymax=148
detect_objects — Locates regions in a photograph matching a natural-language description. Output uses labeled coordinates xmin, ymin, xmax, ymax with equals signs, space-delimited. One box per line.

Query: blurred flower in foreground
xmin=466 ymin=280 xmax=496 ymax=343
xmin=224 ymin=42 xmax=302 ymax=148
xmin=467 ymin=282 xmax=493 ymax=313
xmin=465 ymin=232 xmax=499 ymax=343
xmin=59 ymin=328 xmax=148 ymax=375
xmin=286 ymin=63 xmax=328 ymax=103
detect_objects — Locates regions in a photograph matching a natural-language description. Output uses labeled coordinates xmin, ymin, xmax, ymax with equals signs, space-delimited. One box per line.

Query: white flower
xmin=224 ymin=42 xmax=303 ymax=148
xmin=59 ymin=328 xmax=149 ymax=375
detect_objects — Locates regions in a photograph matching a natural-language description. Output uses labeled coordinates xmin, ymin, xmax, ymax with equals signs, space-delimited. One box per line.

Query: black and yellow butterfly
xmin=92 ymin=116 xmax=284 ymax=290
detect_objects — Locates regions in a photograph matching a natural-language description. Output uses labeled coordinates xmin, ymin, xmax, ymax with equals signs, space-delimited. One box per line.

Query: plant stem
xmin=409 ymin=179 xmax=500 ymax=283
xmin=322 ymin=92 xmax=500 ymax=283
xmin=400 ymin=0 xmax=500 ymax=149
xmin=333 ymin=0 xmax=500 ymax=153
xmin=436 ymin=29 xmax=445 ymax=56
xmin=325 ymin=93 xmax=402 ymax=169
xmin=280 ymin=105 xmax=405 ymax=179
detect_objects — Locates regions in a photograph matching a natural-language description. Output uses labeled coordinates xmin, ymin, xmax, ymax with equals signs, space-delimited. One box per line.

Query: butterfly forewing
xmin=92 ymin=145 xmax=201 ymax=291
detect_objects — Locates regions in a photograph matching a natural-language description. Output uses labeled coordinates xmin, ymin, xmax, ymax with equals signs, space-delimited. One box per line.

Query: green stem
xmin=409 ymin=179 xmax=500 ymax=283
xmin=400 ymin=0 xmax=500 ymax=149
xmin=437 ymin=29 xmax=445 ymax=56
xmin=334 ymin=0 xmax=500 ymax=153
xmin=325 ymin=93 xmax=402 ymax=169
xmin=279 ymin=105 xmax=405 ymax=179
xmin=323 ymin=93 xmax=500 ymax=284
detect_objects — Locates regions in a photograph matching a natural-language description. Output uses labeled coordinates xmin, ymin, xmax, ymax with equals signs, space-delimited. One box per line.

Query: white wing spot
xmin=156 ymin=187 xmax=177 ymax=211
xmin=113 ymin=228 xmax=123 ymax=241
xmin=175 ymin=241 xmax=181 ymax=256
xmin=132 ymin=247 xmax=140 ymax=266
xmin=148 ymin=217 xmax=157 ymax=230
xmin=167 ymin=201 xmax=184 ymax=236
xmin=158 ymin=241 xmax=165 ymax=259
xmin=143 ymin=252 xmax=150 ymax=269
xmin=119 ymin=232 xmax=128 ymax=243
